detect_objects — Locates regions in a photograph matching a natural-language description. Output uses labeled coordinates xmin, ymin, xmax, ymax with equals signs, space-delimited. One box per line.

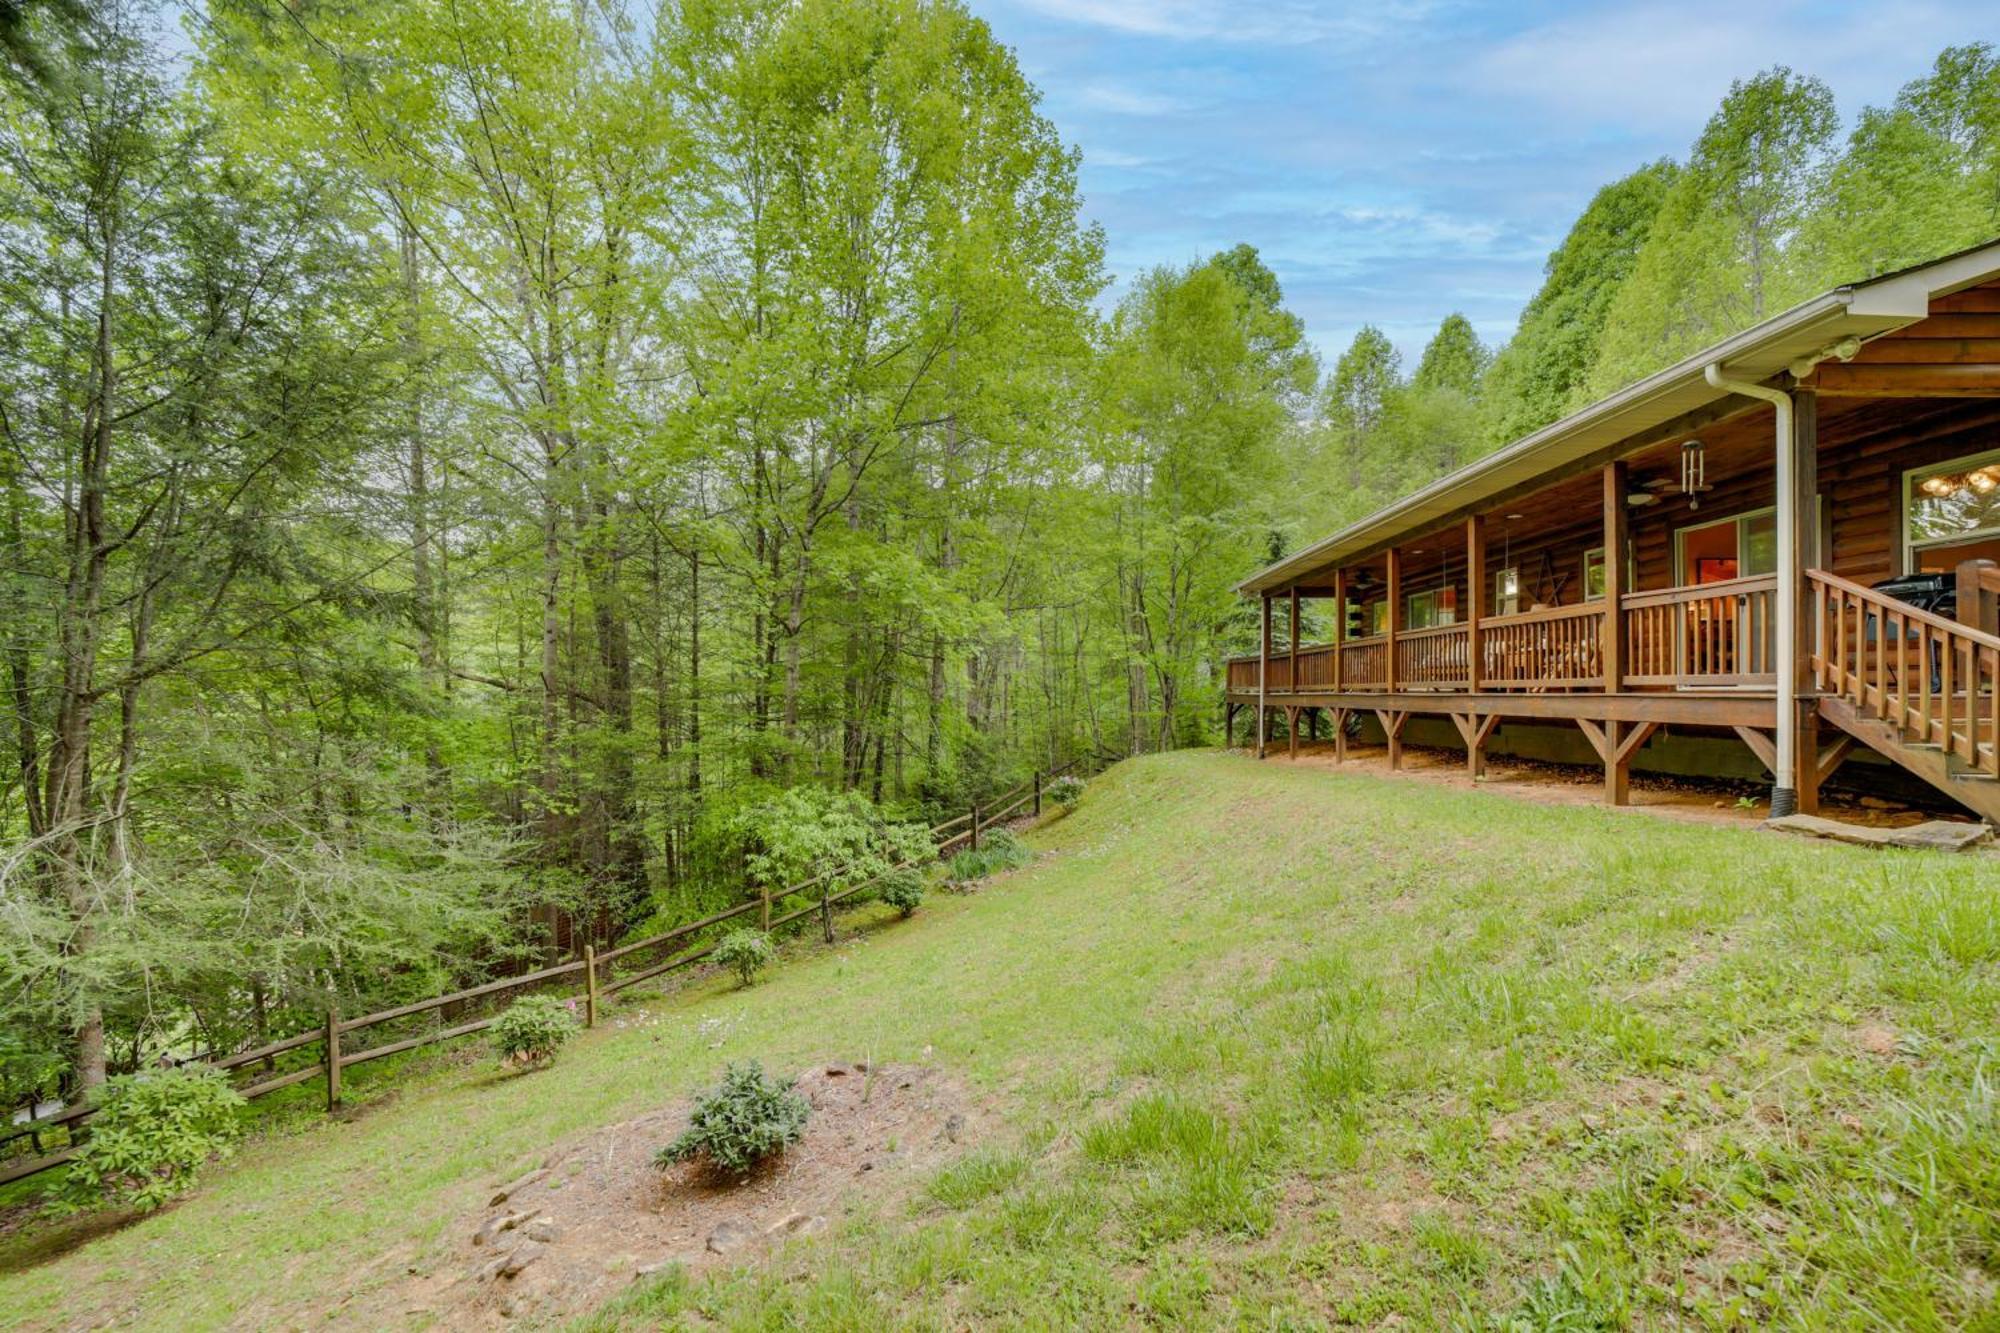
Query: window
xmin=1905 ymin=447 xmax=2000 ymax=573
xmin=1370 ymin=601 xmax=1388 ymax=636
xmin=1584 ymin=547 xmax=1606 ymax=600
xmin=1493 ymin=567 xmax=1521 ymax=616
xmin=1404 ymin=588 xmax=1457 ymax=630
xmin=1676 ymin=508 xmax=1775 ymax=584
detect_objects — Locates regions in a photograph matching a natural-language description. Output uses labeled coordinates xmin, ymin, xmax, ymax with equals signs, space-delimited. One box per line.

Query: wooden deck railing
xmin=0 ymin=757 xmax=1102 ymax=1188
xmin=1480 ymin=602 xmax=1604 ymax=690
xmin=1341 ymin=635 xmax=1387 ymax=689
xmin=1811 ymin=569 xmax=2000 ymax=775
xmin=1622 ymin=575 xmax=1777 ymax=687
xmin=1393 ymin=622 xmax=1471 ymax=689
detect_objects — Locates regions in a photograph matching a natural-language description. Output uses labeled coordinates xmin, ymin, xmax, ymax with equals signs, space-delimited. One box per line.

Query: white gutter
xmin=1703 ymin=364 xmax=1798 ymax=816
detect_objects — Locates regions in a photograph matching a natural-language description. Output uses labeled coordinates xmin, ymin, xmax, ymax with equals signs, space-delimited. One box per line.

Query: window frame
xmin=1674 ymin=506 xmax=1776 ymax=584
xmin=1903 ymin=444 xmax=2000 ymax=573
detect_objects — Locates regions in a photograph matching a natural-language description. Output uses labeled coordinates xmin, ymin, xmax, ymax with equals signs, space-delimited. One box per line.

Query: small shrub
xmin=52 ymin=1066 xmax=244 ymax=1215
xmin=947 ymin=828 xmax=1032 ymax=883
xmin=879 ymin=867 xmax=925 ymax=918
xmin=656 ymin=1060 xmax=810 ymax=1175
xmin=713 ymin=929 xmax=776 ymax=986
xmin=492 ymin=993 xmax=579 ymax=1069
xmin=1045 ymin=774 xmax=1085 ymax=811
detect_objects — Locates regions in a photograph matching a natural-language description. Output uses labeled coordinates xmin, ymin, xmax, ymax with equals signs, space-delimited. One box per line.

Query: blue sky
xmin=976 ymin=0 xmax=1998 ymax=366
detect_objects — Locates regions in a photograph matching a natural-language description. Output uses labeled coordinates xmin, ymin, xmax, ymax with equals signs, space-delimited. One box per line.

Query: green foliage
xmin=878 ymin=868 xmax=925 ymax=919
xmin=656 ymin=1061 xmax=810 ymax=1176
xmin=1044 ymin=774 xmax=1085 ymax=810
xmin=713 ymin=930 xmax=776 ymax=987
xmin=491 ymin=994 xmax=579 ymax=1069
xmin=52 ymin=1067 xmax=244 ymax=1215
xmin=946 ymin=828 xmax=1032 ymax=882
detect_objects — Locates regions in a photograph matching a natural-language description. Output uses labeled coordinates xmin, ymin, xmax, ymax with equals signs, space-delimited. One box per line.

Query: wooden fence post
xmin=1034 ymin=771 xmax=1042 ymax=816
xmin=970 ymin=802 xmax=980 ymax=852
xmin=324 ymin=1009 xmax=342 ymax=1113
xmin=583 ymin=945 xmax=599 ymax=1029
xmin=760 ymin=886 xmax=771 ymax=933
xmin=820 ymin=883 xmax=834 ymax=944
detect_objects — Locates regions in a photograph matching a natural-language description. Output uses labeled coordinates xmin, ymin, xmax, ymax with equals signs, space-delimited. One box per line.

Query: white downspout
xmin=1704 ymin=364 xmax=1798 ymax=816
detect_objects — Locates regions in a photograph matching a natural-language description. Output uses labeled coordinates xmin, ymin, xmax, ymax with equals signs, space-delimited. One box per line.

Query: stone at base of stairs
xmin=1765 ymin=813 xmax=1994 ymax=852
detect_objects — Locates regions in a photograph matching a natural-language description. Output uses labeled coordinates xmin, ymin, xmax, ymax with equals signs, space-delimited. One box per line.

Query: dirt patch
xmin=1241 ymin=739 xmax=1976 ymax=831
xmin=392 ymin=1062 xmax=978 ymax=1329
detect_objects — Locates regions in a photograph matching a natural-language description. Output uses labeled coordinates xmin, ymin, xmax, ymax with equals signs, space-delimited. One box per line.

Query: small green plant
xmin=713 ymin=928 xmax=776 ymax=986
xmin=1045 ymin=774 xmax=1085 ymax=811
xmin=947 ymin=827 xmax=1032 ymax=883
xmin=492 ymin=993 xmax=579 ymax=1069
xmin=656 ymin=1060 xmax=810 ymax=1175
xmin=879 ymin=866 xmax=925 ymax=917
xmin=52 ymin=1066 xmax=244 ymax=1215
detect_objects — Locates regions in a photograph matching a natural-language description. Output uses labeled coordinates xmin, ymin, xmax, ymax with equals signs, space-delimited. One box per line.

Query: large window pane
xmin=1741 ymin=510 xmax=1776 ymax=577
xmin=1909 ymin=454 xmax=2000 ymax=546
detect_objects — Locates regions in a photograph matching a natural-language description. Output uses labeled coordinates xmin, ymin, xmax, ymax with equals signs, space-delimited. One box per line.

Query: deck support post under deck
xmin=1377 ymin=709 xmax=1408 ymax=769
xmin=1578 ymin=717 xmax=1659 ymax=806
xmin=1333 ymin=707 xmax=1348 ymax=763
xmin=1451 ymin=712 xmax=1499 ymax=779
xmin=1286 ymin=705 xmax=1300 ymax=760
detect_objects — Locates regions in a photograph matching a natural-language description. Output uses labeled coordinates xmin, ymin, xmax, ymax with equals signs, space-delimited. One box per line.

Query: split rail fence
xmin=0 ymin=758 xmax=1096 ymax=1188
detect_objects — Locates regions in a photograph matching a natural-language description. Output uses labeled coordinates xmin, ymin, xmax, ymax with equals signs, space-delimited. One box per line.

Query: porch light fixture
xmin=1919 ymin=464 xmax=2000 ymax=497
xmin=1680 ymin=439 xmax=1712 ymax=509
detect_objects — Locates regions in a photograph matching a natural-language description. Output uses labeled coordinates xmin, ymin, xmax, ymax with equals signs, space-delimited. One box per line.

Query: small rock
xmin=501 ymin=1240 xmax=546 ymax=1278
xmin=475 ymin=1211 xmax=534 ymax=1246
xmin=764 ymin=1212 xmax=825 ymax=1238
xmin=706 ymin=1220 xmax=756 ymax=1255
xmin=489 ymin=1168 xmax=547 ymax=1207
xmin=522 ymin=1217 xmax=558 ymax=1244
xmin=944 ymin=1113 xmax=965 ymax=1143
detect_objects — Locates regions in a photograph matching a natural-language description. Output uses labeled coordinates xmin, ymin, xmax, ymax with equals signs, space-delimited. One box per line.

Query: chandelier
xmin=1920 ymin=463 xmax=2000 ymax=498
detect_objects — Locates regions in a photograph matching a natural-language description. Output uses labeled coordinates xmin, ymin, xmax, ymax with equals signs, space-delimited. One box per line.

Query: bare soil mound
xmin=398 ymin=1061 xmax=976 ymax=1328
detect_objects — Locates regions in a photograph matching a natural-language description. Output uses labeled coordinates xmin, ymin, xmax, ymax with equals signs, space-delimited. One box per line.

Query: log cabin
xmin=1226 ymin=239 xmax=2000 ymax=822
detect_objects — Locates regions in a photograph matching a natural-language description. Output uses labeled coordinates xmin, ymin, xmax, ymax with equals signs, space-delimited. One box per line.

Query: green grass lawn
xmin=5 ymin=750 xmax=2000 ymax=1329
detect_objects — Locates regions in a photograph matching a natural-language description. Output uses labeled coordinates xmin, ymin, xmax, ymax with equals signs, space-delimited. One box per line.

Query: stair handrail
xmin=1807 ymin=568 xmax=2000 ymax=654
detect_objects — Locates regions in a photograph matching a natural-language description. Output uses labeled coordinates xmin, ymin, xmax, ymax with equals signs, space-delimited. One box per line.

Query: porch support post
xmin=1466 ymin=516 xmax=1485 ymax=693
xmin=1333 ymin=567 xmax=1347 ymax=693
xmin=1333 ymin=707 xmax=1348 ymax=763
xmin=1704 ymin=365 xmax=1798 ymax=815
xmin=1288 ymin=585 xmax=1301 ymax=694
xmin=1385 ymin=548 xmax=1401 ymax=695
xmin=1602 ymin=461 xmax=1627 ymax=692
xmin=1790 ymin=388 xmax=1820 ymax=803
xmin=1257 ymin=593 xmax=1271 ymax=759
xmin=1376 ymin=709 xmax=1408 ymax=770
xmin=1286 ymin=705 xmax=1300 ymax=760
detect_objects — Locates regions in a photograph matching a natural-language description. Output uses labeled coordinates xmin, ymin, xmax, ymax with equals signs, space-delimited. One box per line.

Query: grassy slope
xmin=5 ymin=751 xmax=2000 ymax=1329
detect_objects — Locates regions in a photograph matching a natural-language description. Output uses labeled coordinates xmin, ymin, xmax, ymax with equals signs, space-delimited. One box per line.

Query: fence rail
xmin=0 ymin=754 xmax=1104 ymax=1188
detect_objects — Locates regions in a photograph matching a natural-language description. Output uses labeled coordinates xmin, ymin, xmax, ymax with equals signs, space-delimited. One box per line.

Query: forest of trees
xmin=2 ymin=1 xmax=1997 ymax=1107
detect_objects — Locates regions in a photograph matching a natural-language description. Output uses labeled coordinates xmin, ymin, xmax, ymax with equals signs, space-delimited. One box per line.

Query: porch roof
xmin=1238 ymin=237 xmax=2000 ymax=596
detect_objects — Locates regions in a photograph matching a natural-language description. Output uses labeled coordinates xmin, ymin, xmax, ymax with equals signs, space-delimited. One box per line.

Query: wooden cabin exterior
xmin=1227 ymin=242 xmax=2000 ymax=822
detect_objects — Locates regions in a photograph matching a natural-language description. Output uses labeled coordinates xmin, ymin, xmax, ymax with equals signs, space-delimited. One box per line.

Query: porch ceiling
xmin=1239 ymin=237 xmax=2000 ymax=596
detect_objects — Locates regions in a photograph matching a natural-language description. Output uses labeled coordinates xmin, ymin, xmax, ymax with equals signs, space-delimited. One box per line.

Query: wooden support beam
xmin=1385 ymin=547 xmax=1401 ymax=695
xmin=1333 ymin=707 xmax=1348 ymax=763
xmin=1257 ymin=594 xmax=1271 ymax=759
xmin=1332 ymin=567 xmax=1347 ymax=693
xmin=1601 ymin=720 xmax=1659 ymax=806
xmin=1449 ymin=711 xmax=1500 ymax=779
xmin=1286 ymin=705 xmax=1300 ymax=760
xmin=1465 ymin=516 xmax=1485 ymax=693
xmin=1813 ymin=363 xmax=2000 ymax=395
xmin=1375 ymin=708 xmax=1408 ymax=769
xmin=1733 ymin=725 xmax=1778 ymax=775
xmin=1289 ymin=585 xmax=1301 ymax=694
xmin=1792 ymin=389 xmax=1819 ymax=704
xmin=1602 ymin=461 xmax=1626 ymax=693
xmin=1575 ymin=716 xmax=1608 ymax=762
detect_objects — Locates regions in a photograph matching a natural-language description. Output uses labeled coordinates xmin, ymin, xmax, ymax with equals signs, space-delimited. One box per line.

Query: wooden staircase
xmin=1809 ymin=569 xmax=2000 ymax=825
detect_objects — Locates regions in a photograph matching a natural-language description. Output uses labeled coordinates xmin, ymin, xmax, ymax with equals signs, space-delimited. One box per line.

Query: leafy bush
xmin=1045 ymin=774 xmax=1085 ymax=811
xmin=713 ymin=928 xmax=775 ymax=986
xmin=879 ymin=867 xmax=925 ymax=918
xmin=492 ymin=993 xmax=579 ymax=1069
xmin=947 ymin=827 xmax=1032 ymax=882
xmin=52 ymin=1066 xmax=244 ymax=1215
xmin=656 ymin=1060 xmax=810 ymax=1175
xmin=731 ymin=788 xmax=933 ymax=902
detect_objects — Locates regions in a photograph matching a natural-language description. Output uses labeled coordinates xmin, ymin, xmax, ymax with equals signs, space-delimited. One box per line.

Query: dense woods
xmin=3 ymin=1 xmax=1997 ymax=1110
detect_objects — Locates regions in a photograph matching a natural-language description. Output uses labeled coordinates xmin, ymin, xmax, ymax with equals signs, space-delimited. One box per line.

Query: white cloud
xmin=1008 ymin=0 xmax=1441 ymax=46
xmin=1076 ymin=82 xmax=1193 ymax=115
xmin=1472 ymin=0 xmax=1983 ymax=135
